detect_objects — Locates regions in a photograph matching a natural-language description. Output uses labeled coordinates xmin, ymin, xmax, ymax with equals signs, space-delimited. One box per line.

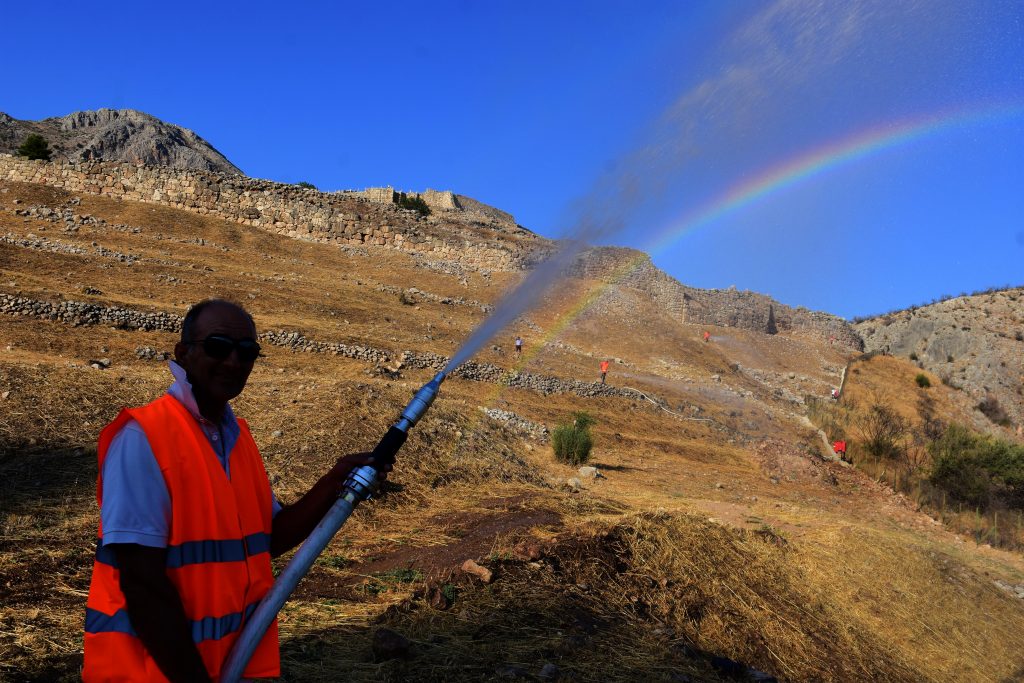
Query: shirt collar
xmin=167 ymin=360 xmax=237 ymax=428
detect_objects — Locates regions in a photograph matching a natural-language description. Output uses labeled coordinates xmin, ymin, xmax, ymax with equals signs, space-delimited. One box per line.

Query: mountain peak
xmin=0 ymin=108 xmax=240 ymax=175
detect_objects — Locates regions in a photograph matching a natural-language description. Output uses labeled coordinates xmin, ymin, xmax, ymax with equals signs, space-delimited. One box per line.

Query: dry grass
xmin=3 ymin=179 xmax=1024 ymax=681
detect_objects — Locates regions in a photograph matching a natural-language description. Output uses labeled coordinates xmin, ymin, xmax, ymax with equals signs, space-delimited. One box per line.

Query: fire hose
xmin=220 ymin=371 xmax=446 ymax=683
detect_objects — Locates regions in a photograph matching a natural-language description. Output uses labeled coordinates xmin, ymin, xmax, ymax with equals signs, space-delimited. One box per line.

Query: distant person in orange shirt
xmin=600 ymin=359 xmax=610 ymax=384
xmin=703 ymin=331 xmax=711 ymax=343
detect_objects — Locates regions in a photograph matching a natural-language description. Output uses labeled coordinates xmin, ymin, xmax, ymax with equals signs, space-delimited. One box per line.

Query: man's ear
xmin=174 ymin=341 xmax=189 ymax=364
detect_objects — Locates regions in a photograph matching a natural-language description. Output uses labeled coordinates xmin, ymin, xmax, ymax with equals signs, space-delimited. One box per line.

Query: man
xmin=83 ymin=299 xmax=385 ymax=682
xmin=514 ymin=336 xmax=523 ymax=356
xmin=600 ymin=359 xmax=610 ymax=385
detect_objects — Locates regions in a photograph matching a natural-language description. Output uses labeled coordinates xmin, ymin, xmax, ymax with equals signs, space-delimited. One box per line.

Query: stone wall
xmin=0 ymin=155 xmax=535 ymax=273
xmin=0 ymin=294 xmax=653 ymax=402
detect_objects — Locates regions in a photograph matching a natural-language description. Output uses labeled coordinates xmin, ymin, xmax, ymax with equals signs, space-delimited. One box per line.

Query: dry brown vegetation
xmin=2 ymin=179 xmax=1024 ymax=681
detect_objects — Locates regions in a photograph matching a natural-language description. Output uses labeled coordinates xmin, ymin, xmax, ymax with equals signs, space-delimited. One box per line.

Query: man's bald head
xmin=181 ymin=299 xmax=255 ymax=343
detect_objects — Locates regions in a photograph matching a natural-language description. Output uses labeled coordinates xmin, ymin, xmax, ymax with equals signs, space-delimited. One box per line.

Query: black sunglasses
xmin=186 ymin=335 xmax=262 ymax=362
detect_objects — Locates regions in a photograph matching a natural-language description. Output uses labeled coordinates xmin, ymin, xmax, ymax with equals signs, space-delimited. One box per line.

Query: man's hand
xmin=271 ymin=453 xmax=391 ymax=557
xmin=324 ymin=452 xmax=393 ymax=490
xmin=113 ymin=544 xmax=213 ymax=683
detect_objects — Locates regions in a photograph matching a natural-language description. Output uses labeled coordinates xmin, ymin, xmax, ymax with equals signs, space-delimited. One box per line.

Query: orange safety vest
xmin=600 ymin=361 xmax=609 ymax=373
xmin=83 ymin=394 xmax=279 ymax=681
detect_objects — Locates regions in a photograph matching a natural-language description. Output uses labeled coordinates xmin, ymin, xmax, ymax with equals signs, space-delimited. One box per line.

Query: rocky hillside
xmin=570 ymin=246 xmax=861 ymax=348
xmin=854 ymin=288 xmax=1024 ymax=429
xmin=0 ymin=109 xmax=241 ymax=175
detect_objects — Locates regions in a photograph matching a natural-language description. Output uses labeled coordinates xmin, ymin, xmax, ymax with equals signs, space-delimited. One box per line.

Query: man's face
xmin=174 ymin=303 xmax=258 ymax=406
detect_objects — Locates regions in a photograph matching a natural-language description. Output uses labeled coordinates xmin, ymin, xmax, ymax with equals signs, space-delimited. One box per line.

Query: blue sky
xmin=5 ymin=1 xmax=1022 ymax=319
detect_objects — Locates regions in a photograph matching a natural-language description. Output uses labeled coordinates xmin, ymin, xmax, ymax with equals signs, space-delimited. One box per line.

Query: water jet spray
xmin=221 ymin=371 xmax=446 ymax=683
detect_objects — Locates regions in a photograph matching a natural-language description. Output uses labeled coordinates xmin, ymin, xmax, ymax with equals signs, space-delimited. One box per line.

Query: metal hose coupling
xmin=339 ymin=371 xmax=446 ymax=503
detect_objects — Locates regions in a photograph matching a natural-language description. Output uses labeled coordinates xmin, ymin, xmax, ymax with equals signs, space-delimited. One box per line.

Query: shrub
xmin=17 ymin=134 xmax=51 ymax=161
xmin=552 ymin=411 xmax=595 ymax=466
xmin=977 ymin=396 xmax=1011 ymax=426
xmin=947 ymin=355 xmax=954 ymax=363
xmin=394 ymin=191 xmax=431 ymax=217
xmin=1015 ymin=331 xmax=1023 ymax=342
xmin=909 ymin=352 xmax=918 ymax=361
xmin=915 ymin=373 xmax=931 ymax=388
xmin=929 ymin=424 xmax=1024 ymax=510
xmin=296 ymin=181 xmax=317 ymax=190
xmin=858 ymin=402 xmax=909 ymax=461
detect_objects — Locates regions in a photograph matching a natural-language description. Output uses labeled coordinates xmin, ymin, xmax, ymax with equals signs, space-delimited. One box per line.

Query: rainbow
xmin=642 ymin=100 xmax=1024 ymax=256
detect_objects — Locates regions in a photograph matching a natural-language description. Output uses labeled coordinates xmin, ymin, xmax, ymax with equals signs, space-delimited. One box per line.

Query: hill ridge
xmin=0 ymin=153 xmax=859 ymax=345
xmin=0 ymin=108 xmax=241 ymax=175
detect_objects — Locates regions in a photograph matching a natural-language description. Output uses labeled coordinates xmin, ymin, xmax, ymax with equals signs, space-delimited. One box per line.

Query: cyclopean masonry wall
xmin=0 ymin=155 xmax=536 ymax=273
xmin=0 ymin=154 xmax=861 ymax=346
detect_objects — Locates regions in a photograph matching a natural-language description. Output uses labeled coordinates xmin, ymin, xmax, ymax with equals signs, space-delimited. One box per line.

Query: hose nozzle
xmin=395 ymin=371 xmax=445 ymax=432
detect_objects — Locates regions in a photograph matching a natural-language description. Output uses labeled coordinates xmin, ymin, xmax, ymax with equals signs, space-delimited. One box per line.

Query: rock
xmin=516 ymin=542 xmax=544 ymax=561
xmin=495 ymin=665 xmax=531 ymax=679
xmin=271 ymin=430 xmax=284 ymax=438
xmin=566 ymin=477 xmax=583 ymax=492
xmin=371 ymin=627 xmax=411 ymax=661
xmin=710 ymin=657 xmax=746 ymax=677
xmin=715 ymin=482 xmax=725 ymax=489
xmin=711 ymin=374 xmax=721 ymax=382
xmin=538 ymin=662 xmax=560 ymax=679
xmin=428 ymin=586 xmax=451 ymax=610
xmin=88 ymin=358 xmax=111 ymax=369
xmin=1 ymin=391 xmax=9 ymax=400
xmin=578 ymin=466 xmax=599 ymax=480
xmin=461 ymin=559 xmax=493 ymax=583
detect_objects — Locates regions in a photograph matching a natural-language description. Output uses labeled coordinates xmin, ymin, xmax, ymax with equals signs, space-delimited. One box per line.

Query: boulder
xmin=461 ymin=559 xmax=493 ymax=584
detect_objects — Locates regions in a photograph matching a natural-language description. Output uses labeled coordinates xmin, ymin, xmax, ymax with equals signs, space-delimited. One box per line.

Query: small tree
xmin=17 ymin=134 xmax=51 ymax=161
xmin=297 ymin=181 xmax=317 ymax=190
xmin=552 ymin=411 xmax=595 ymax=466
xmin=915 ymin=373 xmax=931 ymax=388
xmin=858 ymin=401 xmax=909 ymax=461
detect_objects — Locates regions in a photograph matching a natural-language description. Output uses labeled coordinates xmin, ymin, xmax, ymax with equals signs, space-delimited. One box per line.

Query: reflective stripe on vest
xmin=86 ymin=601 xmax=260 ymax=644
xmin=84 ymin=394 xmax=279 ymax=682
xmin=94 ymin=533 xmax=271 ymax=569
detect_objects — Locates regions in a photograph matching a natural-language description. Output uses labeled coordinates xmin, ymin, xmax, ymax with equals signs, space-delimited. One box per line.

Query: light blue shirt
xmin=100 ymin=361 xmax=281 ymax=548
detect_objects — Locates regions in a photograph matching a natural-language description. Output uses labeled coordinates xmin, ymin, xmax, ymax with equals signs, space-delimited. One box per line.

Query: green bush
xmin=552 ymin=411 xmax=595 ymax=466
xmin=915 ymin=373 xmax=931 ymax=388
xmin=929 ymin=424 xmax=1024 ymax=510
xmin=909 ymin=352 xmax=918 ymax=361
xmin=17 ymin=134 xmax=51 ymax=161
xmin=296 ymin=181 xmax=317 ymax=190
